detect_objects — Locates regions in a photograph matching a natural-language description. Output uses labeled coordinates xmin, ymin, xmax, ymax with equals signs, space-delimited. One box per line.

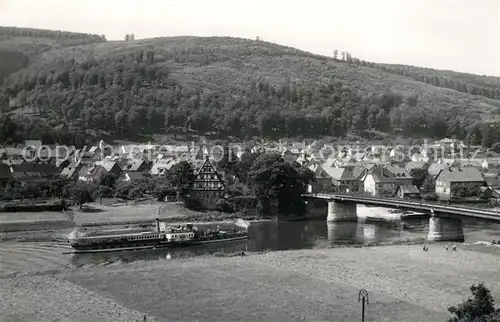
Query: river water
xmin=1 ymin=206 xmax=500 ymax=272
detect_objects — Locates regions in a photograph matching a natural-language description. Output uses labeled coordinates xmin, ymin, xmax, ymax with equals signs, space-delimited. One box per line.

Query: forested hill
xmin=0 ymin=26 xmax=106 ymax=84
xmin=376 ymin=63 xmax=500 ymax=100
xmin=1 ymin=33 xmax=500 ymax=146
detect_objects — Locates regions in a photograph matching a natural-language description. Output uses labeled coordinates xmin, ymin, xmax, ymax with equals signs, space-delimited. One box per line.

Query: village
xmin=1 ymin=137 xmax=500 ymax=212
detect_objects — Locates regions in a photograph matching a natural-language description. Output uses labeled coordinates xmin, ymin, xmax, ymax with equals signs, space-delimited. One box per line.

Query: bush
xmin=184 ymin=197 xmax=203 ymax=210
xmin=448 ymin=283 xmax=500 ymax=322
xmin=422 ymin=192 xmax=438 ymax=201
xmin=231 ymin=195 xmax=259 ymax=214
xmin=153 ymin=184 xmax=176 ymax=201
xmin=215 ymin=200 xmax=234 ymax=213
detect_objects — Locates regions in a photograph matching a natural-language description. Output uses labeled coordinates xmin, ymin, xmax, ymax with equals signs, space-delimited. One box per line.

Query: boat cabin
xmin=166 ymin=231 xmax=195 ymax=242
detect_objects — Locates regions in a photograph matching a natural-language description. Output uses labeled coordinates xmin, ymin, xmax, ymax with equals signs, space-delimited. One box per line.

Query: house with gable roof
xmin=189 ymin=156 xmax=226 ymax=210
xmin=60 ymin=161 xmax=82 ymax=180
xmin=121 ymin=158 xmax=150 ymax=173
xmin=362 ymin=165 xmax=397 ymax=197
xmin=385 ymin=165 xmax=413 ymax=186
xmin=100 ymin=159 xmax=122 ymax=177
xmin=435 ymin=167 xmax=486 ymax=200
xmin=314 ymin=165 xmax=365 ymax=192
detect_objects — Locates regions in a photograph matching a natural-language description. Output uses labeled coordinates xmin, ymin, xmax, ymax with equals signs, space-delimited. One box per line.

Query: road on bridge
xmin=303 ymin=193 xmax=500 ymax=222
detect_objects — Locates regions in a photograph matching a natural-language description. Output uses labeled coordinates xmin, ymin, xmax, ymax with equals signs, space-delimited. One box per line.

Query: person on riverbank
xmin=445 ymin=245 xmax=448 ymax=251
xmin=452 ymin=244 xmax=457 ymax=251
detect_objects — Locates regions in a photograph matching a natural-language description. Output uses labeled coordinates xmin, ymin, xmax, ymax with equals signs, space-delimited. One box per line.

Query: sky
xmin=0 ymin=0 xmax=499 ymax=76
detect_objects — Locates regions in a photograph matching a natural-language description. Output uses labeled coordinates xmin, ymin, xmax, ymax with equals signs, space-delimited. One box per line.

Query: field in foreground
xmin=1 ymin=244 xmax=499 ymax=322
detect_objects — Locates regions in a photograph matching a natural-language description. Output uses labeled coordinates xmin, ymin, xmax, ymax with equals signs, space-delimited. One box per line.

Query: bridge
xmin=302 ymin=193 xmax=500 ymax=242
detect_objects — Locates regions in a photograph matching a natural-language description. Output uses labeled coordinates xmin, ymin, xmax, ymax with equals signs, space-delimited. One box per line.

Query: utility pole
xmin=358 ymin=288 xmax=369 ymax=322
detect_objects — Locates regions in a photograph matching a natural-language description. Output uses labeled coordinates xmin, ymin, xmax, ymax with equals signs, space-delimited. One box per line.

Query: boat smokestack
xmin=155 ymin=218 xmax=160 ymax=233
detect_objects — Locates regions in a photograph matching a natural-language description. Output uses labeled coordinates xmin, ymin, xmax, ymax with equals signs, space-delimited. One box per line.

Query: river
xmin=1 ymin=206 xmax=500 ymax=274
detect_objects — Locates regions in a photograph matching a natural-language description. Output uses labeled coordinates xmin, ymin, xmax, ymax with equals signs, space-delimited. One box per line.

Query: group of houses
xmin=298 ymin=138 xmax=500 ymax=202
xmin=0 ymin=140 xmax=234 ymax=209
xmin=1 ymin=137 xmax=500 ymax=207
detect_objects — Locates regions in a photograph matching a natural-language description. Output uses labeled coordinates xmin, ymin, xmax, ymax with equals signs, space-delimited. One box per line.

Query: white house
xmin=363 ymin=166 xmax=397 ymax=197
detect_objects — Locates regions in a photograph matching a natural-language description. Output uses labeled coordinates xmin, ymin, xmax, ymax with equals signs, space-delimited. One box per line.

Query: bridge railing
xmin=304 ymin=193 xmax=500 ymax=217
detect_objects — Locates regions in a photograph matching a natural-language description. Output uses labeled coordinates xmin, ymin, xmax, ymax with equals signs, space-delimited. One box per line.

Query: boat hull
xmin=69 ymin=235 xmax=248 ymax=254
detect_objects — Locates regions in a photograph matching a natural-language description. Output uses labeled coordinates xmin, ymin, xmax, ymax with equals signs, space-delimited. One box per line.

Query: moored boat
xmin=67 ymin=219 xmax=248 ymax=253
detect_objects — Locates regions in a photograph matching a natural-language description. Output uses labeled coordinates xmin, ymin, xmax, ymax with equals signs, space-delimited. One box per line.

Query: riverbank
xmin=1 ymin=244 xmax=499 ymax=321
xmin=0 ymin=202 xmax=259 ymax=235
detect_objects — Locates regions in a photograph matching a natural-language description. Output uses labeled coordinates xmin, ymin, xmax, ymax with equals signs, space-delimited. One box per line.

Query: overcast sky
xmin=0 ymin=0 xmax=499 ymax=76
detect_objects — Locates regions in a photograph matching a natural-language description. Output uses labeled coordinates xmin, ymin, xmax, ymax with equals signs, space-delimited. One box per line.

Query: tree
xmin=69 ymin=183 xmax=95 ymax=209
xmin=248 ymin=153 xmax=314 ymax=216
xmin=410 ymin=168 xmax=428 ymax=187
xmin=167 ymin=161 xmax=195 ymax=188
xmin=215 ymin=199 xmax=234 ymax=213
xmin=99 ymin=172 xmax=117 ymax=188
xmin=114 ymin=182 xmax=132 ymax=200
xmin=153 ymin=184 xmax=176 ymax=201
xmin=238 ymin=152 xmax=260 ymax=182
xmin=128 ymin=186 xmax=144 ymax=203
xmin=448 ymin=283 xmax=499 ymax=322
xmin=21 ymin=182 xmax=43 ymax=199
xmin=421 ymin=175 xmax=435 ymax=193
xmin=333 ymin=49 xmax=338 ymax=60
xmin=217 ymin=144 xmax=239 ymax=180
xmin=96 ymin=185 xmax=112 ymax=205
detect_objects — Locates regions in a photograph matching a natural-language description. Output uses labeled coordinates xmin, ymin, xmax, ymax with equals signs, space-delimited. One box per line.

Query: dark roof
xmin=126 ymin=172 xmax=146 ymax=180
xmin=398 ymin=185 xmax=420 ymax=194
xmin=79 ymin=165 xmax=107 ymax=181
xmin=11 ymin=163 xmax=58 ymax=177
xmin=0 ymin=164 xmax=12 ymax=179
xmin=351 ymin=166 xmax=367 ymax=181
xmin=385 ymin=166 xmax=412 ymax=179
xmin=368 ymin=166 xmax=396 ymax=183
xmin=436 ymin=167 xmax=485 ymax=183
xmin=35 ymin=164 xmax=59 ymax=176
xmin=128 ymin=159 xmax=148 ymax=171
xmin=61 ymin=162 xmax=81 ymax=178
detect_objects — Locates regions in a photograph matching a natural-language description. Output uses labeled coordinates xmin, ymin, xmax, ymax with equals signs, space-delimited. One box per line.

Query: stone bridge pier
xmin=427 ymin=211 xmax=464 ymax=242
xmin=327 ymin=200 xmax=358 ymax=222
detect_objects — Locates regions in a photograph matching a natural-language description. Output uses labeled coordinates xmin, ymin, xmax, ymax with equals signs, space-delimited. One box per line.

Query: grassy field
xmin=2 ymin=244 xmax=498 ymax=322
xmin=74 ymin=202 xmax=252 ymax=227
xmin=0 ymin=202 xmax=249 ymax=239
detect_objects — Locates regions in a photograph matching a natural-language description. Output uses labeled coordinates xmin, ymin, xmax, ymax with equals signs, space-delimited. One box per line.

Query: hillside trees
xmin=376 ymin=65 xmax=500 ymax=101
xmin=0 ymin=38 xmax=498 ymax=144
xmin=0 ymin=26 xmax=106 ymax=43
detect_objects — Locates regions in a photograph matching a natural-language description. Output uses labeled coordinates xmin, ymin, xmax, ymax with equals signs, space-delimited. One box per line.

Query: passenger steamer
xmin=67 ymin=218 xmax=248 ymax=253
